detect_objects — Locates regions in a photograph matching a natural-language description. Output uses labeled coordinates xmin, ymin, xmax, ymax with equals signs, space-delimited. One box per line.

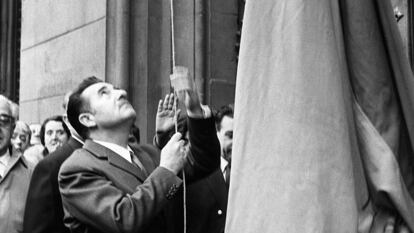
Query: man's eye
xmin=46 ymin=130 xmax=53 ymax=136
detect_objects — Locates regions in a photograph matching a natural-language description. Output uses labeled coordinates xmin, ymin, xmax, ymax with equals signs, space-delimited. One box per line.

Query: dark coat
xmin=168 ymin=168 xmax=228 ymax=233
xmin=186 ymin=168 xmax=228 ymax=233
xmin=58 ymin=117 xmax=220 ymax=233
xmin=23 ymin=137 xmax=82 ymax=233
xmin=155 ymin=120 xmax=228 ymax=233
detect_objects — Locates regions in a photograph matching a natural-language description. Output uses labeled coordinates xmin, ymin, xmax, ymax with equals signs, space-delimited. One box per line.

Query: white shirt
xmin=93 ymin=140 xmax=132 ymax=164
xmin=220 ymin=156 xmax=229 ymax=179
xmin=0 ymin=149 xmax=11 ymax=177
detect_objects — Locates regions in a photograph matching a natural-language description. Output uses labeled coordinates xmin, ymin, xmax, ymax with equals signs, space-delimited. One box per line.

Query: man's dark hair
xmin=67 ymin=76 xmax=103 ymax=139
xmin=214 ymin=104 xmax=234 ymax=131
xmin=40 ymin=115 xmax=71 ymax=155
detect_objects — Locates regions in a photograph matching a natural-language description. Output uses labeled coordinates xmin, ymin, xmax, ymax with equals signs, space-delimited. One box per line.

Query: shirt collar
xmin=0 ymin=149 xmax=12 ymax=167
xmin=220 ymin=156 xmax=228 ymax=173
xmin=93 ymin=140 xmax=132 ymax=164
xmin=72 ymin=135 xmax=84 ymax=145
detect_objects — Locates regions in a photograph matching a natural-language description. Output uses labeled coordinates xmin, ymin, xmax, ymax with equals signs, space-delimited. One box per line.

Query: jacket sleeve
xmin=184 ymin=116 xmax=221 ymax=182
xmin=58 ymin=155 xmax=182 ymax=233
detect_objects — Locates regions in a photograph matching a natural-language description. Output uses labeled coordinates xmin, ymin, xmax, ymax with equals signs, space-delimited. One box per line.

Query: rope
xmin=170 ymin=1 xmax=186 ymax=232
xmin=170 ymin=0 xmax=176 ymax=68
xmin=182 ymin=168 xmax=187 ymax=233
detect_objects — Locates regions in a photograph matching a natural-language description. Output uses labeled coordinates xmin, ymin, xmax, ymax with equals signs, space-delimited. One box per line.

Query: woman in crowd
xmin=40 ymin=115 xmax=71 ymax=155
xmin=24 ymin=115 xmax=71 ymax=165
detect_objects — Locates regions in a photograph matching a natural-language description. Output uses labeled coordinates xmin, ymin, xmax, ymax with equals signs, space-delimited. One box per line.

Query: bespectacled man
xmin=0 ymin=95 xmax=33 ymax=233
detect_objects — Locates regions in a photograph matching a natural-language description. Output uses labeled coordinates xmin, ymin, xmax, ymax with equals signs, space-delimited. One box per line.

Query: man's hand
xmin=155 ymin=94 xmax=180 ymax=133
xmin=170 ymin=66 xmax=205 ymax=118
xmin=160 ymin=132 xmax=186 ymax=174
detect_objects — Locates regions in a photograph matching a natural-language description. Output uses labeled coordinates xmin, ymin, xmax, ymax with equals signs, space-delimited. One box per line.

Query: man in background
xmin=0 ymin=95 xmax=32 ymax=233
xmin=154 ymin=102 xmax=233 ymax=233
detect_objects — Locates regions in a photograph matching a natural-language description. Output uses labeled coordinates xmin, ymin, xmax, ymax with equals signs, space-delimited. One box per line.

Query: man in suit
xmin=0 ymin=95 xmax=33 ymax=233
xmin=154 ymin=102 xmax=233 ymax=233
xmin=23 ymin=91 xmax=84 ymax=233
xmin=58 ymin=75 xmax=220 ymax=233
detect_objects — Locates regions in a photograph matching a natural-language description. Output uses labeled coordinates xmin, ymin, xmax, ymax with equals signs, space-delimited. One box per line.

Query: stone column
xmin=129 ymin=0 xmax=171 ymax=142
xmin=0 ymin=0 xmax=20 ymax=101
xmin=105 ymin=0 xmax=130 ymax=89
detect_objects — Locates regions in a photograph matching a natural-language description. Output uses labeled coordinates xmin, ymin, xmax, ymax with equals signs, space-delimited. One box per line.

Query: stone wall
xmin=20 ymin=0 xmax=106 ymax=124
xmin=18 ymin=0 xmax=240 ymax=142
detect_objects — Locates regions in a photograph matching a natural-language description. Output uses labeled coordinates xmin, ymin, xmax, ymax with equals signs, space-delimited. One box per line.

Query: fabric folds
xmin=226 ymin=0 xmax=414 ymax=232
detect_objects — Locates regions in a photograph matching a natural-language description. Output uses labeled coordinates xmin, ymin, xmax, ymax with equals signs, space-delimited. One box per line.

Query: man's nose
xmin=117 ymin=89 xmax=127 ymax=99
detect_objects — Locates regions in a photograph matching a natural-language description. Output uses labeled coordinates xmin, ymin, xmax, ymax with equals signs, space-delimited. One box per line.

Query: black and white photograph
xmin=1 ymin=0 xmax=414 ymax=232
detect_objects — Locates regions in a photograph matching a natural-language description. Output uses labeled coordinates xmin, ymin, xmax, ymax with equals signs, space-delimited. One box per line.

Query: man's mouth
xmin=118 ymin=98 xmax=130 ymax=107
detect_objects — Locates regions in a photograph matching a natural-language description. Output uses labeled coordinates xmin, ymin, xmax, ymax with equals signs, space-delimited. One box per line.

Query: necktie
xmin=130 ymin=152 xmax=148 ymax=177
xmin=224 ymin=163 xmax=231 ymax=189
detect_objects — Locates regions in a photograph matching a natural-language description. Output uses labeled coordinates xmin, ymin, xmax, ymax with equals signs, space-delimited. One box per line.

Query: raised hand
xmin=170 ymin=66 xmax=204 ymax=118
xmin=155 ymin=93 xmax=180 ymax=133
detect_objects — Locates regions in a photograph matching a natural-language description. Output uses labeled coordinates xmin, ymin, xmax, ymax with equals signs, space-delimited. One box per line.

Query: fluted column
xmin=105 ymin=0 xmax=130 ymax=89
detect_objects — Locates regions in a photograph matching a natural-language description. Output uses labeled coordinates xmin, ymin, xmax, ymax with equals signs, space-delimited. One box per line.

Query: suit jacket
xmin=23 ymin=137 xmax=82 ymax=233
xmin=186 ymin=168 xmax=228 ymax=233
xmin=155 ymin=124 xmax=228 ymax=233
xmin=0 ymin=147 xmax=33 ymax=233
xmin=58 ymin=117 xmax=220 ymax=233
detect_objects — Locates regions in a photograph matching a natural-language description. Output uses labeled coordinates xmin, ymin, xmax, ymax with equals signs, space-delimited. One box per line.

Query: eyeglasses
xmin=0 ymin=114 xmax=14 ymax=127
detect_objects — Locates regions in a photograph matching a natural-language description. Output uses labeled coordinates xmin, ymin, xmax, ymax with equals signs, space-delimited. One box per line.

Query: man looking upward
xmin=59 ymin=75 xmax=220 ymax=233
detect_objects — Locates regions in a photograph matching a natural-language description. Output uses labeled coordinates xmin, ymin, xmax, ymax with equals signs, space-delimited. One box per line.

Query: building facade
xmin=16 ymin=0 xmax=244 ymax=142
xmin=0 ymin=0 xmax=412 ymax=142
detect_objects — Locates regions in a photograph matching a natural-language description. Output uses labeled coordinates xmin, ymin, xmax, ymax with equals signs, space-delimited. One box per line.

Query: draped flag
xmin=226 ymin=0 xmax=414 ymax=232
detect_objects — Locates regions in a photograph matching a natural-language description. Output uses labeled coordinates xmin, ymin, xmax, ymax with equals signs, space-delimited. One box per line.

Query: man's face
xmin=81 ymin=82 xmax=136 ymax=129
xmin=0 ymin=100 xmax=14 ymax=155
xmin=217 ymin=115 xmax=233 ymax=161
xmin=11 ymin=123 xmax=31 ymax=153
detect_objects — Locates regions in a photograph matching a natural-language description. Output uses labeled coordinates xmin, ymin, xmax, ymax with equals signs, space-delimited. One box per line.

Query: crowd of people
xmin=0 ymin=70 xmax=234 ymax=233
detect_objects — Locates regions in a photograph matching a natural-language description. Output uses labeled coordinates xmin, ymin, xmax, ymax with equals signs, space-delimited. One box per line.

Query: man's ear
xmin=79 ymin=113 xmax=96 ymax=128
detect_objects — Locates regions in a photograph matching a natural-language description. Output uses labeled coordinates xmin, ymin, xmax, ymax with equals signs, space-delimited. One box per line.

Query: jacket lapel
xmin=132 ymin=146 xmax=156 ymax=174
xmin=83 ymin=140 xmax=147 ymax=182
xmin=206 ymin=169 xmax=228 ymax=210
